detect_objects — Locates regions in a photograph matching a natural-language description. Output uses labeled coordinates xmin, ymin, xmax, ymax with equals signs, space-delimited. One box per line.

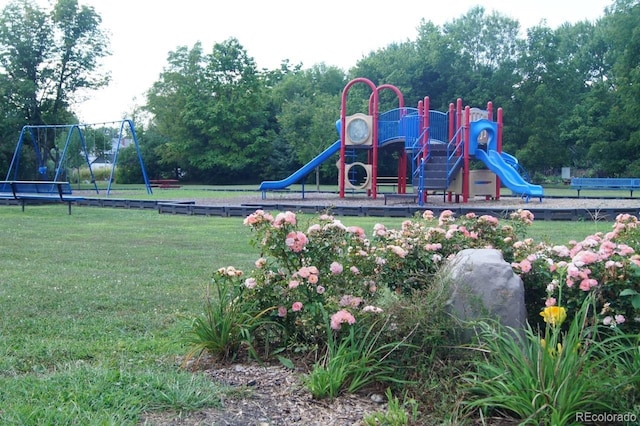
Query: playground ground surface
xmin=73 ymin=183 xmax=640 ymax=209
xmin=195 ymin=191 xmax=639 ymax=209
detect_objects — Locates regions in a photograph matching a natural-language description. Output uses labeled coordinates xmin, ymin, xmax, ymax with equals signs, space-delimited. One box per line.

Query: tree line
xmin=1 ymin=0 xmax=638 ymax=185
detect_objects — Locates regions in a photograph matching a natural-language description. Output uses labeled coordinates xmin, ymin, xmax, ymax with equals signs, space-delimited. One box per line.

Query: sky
xmin=2 ymin=0 xmax=614 ymax=123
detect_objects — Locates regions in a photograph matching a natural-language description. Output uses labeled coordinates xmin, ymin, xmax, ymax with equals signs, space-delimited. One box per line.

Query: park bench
xmin=0 ymin=181 xmax=85 ymax=214
xmin=569 ymin=178 xmax=640 ymax=197
xmin=150 ymin=179 xmax=181 ymax=189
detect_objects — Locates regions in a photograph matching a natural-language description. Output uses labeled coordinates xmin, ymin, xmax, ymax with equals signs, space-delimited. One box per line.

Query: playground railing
xmin=0 ymin=180 xmax=85 ymax=214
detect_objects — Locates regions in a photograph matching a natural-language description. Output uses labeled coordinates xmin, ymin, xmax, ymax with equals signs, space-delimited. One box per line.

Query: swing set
xmin=4 ymin=119 xmax=152 ymax=195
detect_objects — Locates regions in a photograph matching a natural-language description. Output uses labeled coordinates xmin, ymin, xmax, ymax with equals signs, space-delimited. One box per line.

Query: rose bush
xmin=185 ymin=207 xmax=640 ymax=418
xmin=512 ymin=213 xmax=640 ymax=331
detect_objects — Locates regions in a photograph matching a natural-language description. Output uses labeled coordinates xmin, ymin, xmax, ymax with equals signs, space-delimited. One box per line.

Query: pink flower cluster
xmin=514 ymin=212 xmax=640 ymax=327
xmin=478 ymin=215 xmax=500 ymax=226
xmin=509 ymin=209 xmax=535 ymax=225
xmin=347 ymin=226 xmax=366 ymax=238
xmin=243 ymin=209 xmax=274 ymax=226
xmin=330 ymin=261 xmax=343 ymax=274
xmin=373 ymin=223 xmax=387 ymax=237
xmin=339 ymin=295 xmax=362 ymax=308
xmin=603 ymin=314 xmax=625 ymax=326
xmin=217 ymin=266 xmax=243 ymax=277
xmin=285 ymin=231 xmax=308 ymax=252
xmin=438 ymin=210 xmax=456 ymax=225
xmin=273 ymin=211 xmax=297 ymax=228
xmin=422 ymin=210 xmax=435 ymax=221
xmin=386 ymin=245 xmax=407 ymax=258
xmin=330 ymin=309 xmax=356 ymax=330
xmin=292 ymin=266 xmax=319 ymax=286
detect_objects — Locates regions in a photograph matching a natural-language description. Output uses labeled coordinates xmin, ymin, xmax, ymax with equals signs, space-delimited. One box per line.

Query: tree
xmin=508 ymin=24 xmax=574 ymax=176
xmin=434 ymin=7 xmax=523 ymax=108
xmin=0 ymin=0 xmax=110 ymax=175
xmin=145 ymin=38 xmax=272 ymax=184
xmin=272 ymin=65 xmax=345 ymax=159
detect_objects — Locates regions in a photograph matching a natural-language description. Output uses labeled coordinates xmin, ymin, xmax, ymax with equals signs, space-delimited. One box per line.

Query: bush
xmin=462 ymin=294 xmax=640 ymax=424
xmin=513 ymin=213 xmax=640 ymax=332
xmin=183 ymin=207 xmax=640 ymax=423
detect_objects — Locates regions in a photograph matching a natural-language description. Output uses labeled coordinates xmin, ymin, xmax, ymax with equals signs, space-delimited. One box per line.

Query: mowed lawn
xmin=0 ymin=203 xmax=616 ymax=424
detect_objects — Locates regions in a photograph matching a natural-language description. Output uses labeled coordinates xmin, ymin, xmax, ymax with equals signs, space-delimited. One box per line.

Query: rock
xmin=370 ymin=393 xmax=385 ymax=404
xmin=444 ymin=248 xmax=527 ymax=342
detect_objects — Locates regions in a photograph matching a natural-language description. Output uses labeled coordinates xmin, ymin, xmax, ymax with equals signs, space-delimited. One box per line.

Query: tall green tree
xmin=590 ymin=0 xmax=640 ymax=176
xmin=145 ymin=38 xmax=271 ymax=183
xmin=271 ymin=64 xmax=345 ymax=183
xmin=441 ymin=6 xmax=522 ymax=107
xmin=0 ymin=0 xmax=109 ymax=175
xmin=508 ymin=25 xmax=573 ymax=176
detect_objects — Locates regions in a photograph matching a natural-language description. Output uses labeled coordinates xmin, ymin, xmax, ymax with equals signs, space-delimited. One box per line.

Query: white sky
xmin=2 ymin=0 xmax=614 ymax=123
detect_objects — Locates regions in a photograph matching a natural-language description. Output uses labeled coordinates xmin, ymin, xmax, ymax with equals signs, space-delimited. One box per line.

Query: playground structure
xmin=4 ymin=119 xmax=152 ymax=195
xmin=259 ymin=77 xmax=543 ymax=204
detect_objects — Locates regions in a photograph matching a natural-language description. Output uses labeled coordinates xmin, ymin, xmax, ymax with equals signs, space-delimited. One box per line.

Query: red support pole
xmin=487 ymin=101 xmax=493 ymax=121
xmin=456 ymin=99 xmax=464 ymax=158
xmin=372 ymin=111 xmax=379 ymax=199
xmin=448 ymin=103 xmax=455 ymax=142
xmin=424 ymin=96 xmax=430 ymax=148
xmin=456 ymin=99 xmax=463 ymax=146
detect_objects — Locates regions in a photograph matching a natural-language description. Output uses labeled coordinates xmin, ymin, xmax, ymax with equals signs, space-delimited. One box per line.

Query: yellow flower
xmin=540 ymin=306 xmax=567 ymax=326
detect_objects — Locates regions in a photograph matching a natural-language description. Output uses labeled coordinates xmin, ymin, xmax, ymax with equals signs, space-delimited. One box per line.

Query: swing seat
xmin=0 ymin=180 xmax=85 ymax=214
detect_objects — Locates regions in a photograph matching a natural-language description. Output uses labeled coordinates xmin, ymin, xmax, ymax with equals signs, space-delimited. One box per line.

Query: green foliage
xmin=303 ymin=310 xmax=416 ymax=399
xmin=2 ymin=1 xmax=640 ymax=182
xmin=144 ymin=38 xmax=272 ymax=184
xmin=363 ymin=388 xmax=419 ymax=426
xmin=0 ymin=207 xmax=260 ymax=424
xmin=515 ymin=213 xmax=640 ymax=331
xmin=462 ymin=295 xmax=640 ymax=424
xmin=182 ymin=267 xmax=278 ymax=363
xmin=0 ymin=0 xmax=109 ymax=131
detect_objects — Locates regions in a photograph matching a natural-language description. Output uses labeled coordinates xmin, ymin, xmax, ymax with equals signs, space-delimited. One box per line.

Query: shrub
xmin=185 ymin=206 xmax=640 ymax=422
xmin=303 ymin=307 xmax=416 ymax=399
xmin=182 ymin=266 xmax=278 ymax=363
xmin=513 ymin=213 xmax=640 ymax=332
xmin=238 ymin=209 xmax=533 ymax=354
xmin=462 ymin=293 xmax=640 ymax=424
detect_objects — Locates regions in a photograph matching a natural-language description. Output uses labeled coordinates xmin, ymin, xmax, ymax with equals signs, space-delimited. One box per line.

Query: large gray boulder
xmin=444 ymin=248 xmax=527 ymax=342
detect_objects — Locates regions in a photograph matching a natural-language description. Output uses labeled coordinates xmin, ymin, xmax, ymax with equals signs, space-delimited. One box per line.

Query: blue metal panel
xmin=429 ymin=111 xmax=449 ymax=142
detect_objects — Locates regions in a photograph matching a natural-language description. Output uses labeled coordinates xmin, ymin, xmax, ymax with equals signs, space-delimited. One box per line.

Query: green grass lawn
xmin=0 ymin=204 xmax=617 ymax=424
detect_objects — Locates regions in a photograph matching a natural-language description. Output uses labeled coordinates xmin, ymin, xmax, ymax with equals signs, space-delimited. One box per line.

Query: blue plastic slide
xmin=259 ymin=140 xmax=341 ymax=191
xmin=474 ymin=149 xmax=544 ymax=200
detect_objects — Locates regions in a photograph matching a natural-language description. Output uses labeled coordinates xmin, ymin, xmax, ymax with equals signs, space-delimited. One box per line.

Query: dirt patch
xmin=139 ymin=359 xmax=387 ymax=426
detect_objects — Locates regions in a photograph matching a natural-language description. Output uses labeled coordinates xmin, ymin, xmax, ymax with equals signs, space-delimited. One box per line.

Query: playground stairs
xmin=416 ymin=143 xmax=460 ymax=191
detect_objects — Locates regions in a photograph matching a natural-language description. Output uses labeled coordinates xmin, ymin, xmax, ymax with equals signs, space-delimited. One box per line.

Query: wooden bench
xmin=150 ymin=179 xmax=181 ymax=189
xmin=0 ymin=181 xmax=85 ymax=214
xmin=570 ymin=178 xmax=640 ymax=197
